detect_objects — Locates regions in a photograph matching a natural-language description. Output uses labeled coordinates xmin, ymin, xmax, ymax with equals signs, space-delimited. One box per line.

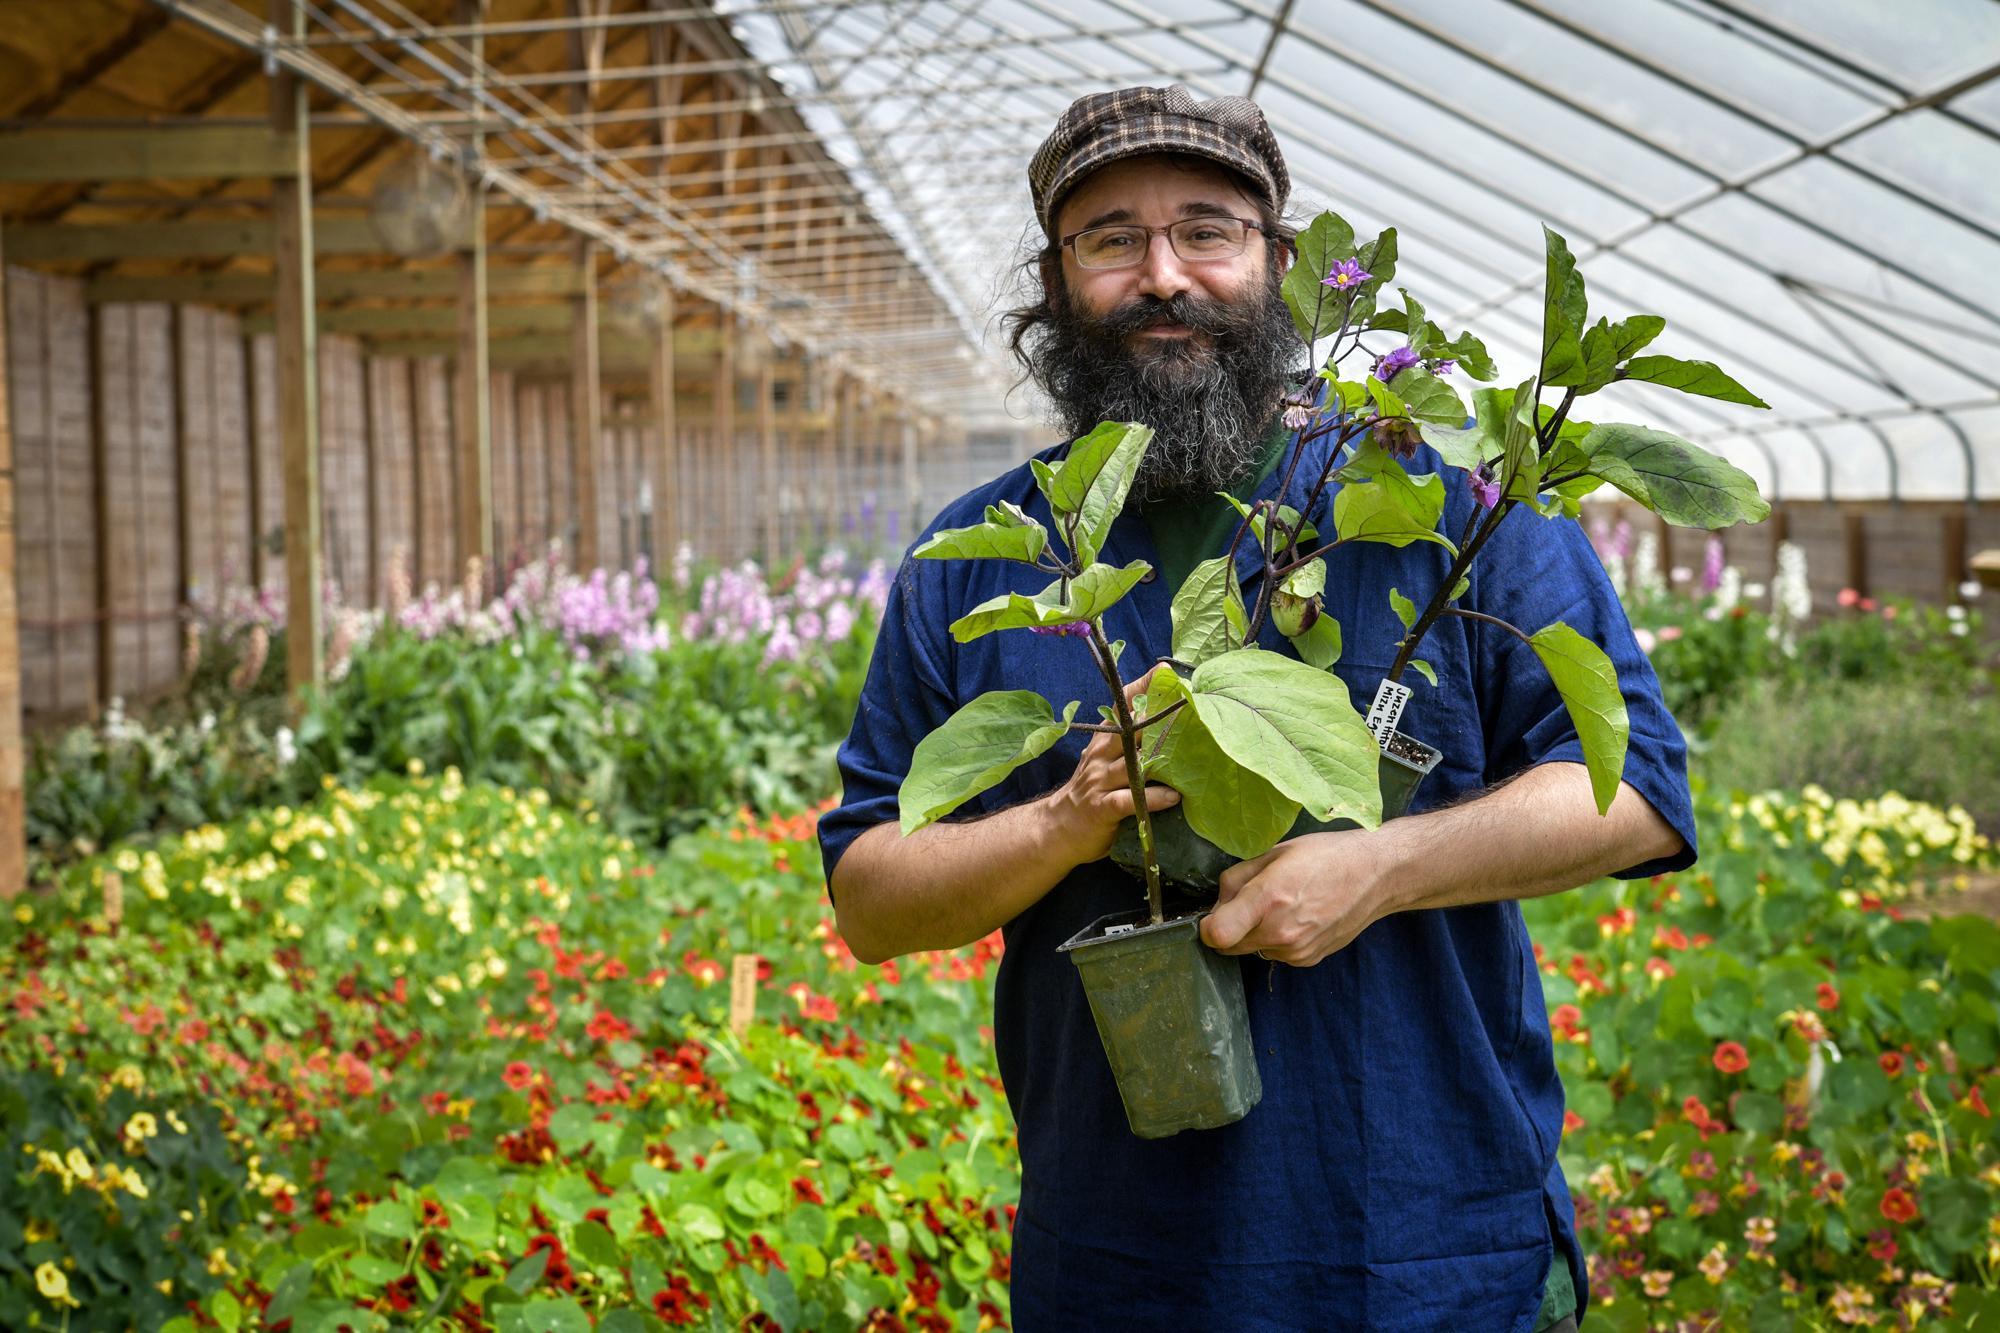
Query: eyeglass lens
xmin=1072 ymin=217 xmax=1250 ymax=269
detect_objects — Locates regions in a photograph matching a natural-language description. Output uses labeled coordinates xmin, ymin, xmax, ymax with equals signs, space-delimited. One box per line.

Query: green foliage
xmin=1700 ymin=677 xmax=2000 ymax=835
xmin=1526 ymin=623 xmax=1630 ymax=816
xmin=4 ymin=778 xmax=1021 ymax=1330
xmin=1170 ymin=556 xmax=1247 ymax=668
xmin=1579 ymin=424 xmax=1772 ymax=529
xmin=945 ymin=560 xmax=1151 ymax=642
xmin=900 ymin=691 xmax=1078 ymax=833
xmin=1177 ymin=652 xmax=1381 ymax=830
xmin=1140 ymin=669 xmax=1299 ymax=859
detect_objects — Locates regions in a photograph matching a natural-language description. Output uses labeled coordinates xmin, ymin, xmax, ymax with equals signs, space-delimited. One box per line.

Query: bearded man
xmin=818 ymin=86 xmax=1696 ymax=1332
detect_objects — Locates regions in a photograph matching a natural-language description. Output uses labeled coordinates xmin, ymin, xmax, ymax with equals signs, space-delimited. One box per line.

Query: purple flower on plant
xmin=1429 ymin=358 xmax=1456 ymax=376
xmin=1027 ymin=621 xmax=1090 ymax=638
xmin=1322 ymin=258 xmax=1372 ymax=291
xmin=1280 ymin=388 xmax=1317 ymax=433
xmin=1373 ymin=345 xmax=1420 ymax=383
xmin=1468 ymin=461 xmax=1501 ymax=510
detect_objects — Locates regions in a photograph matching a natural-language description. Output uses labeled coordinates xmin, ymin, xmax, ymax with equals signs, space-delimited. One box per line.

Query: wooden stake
xmin=758 ymin=338 xmax=777 ymax=562
xmin=648 ymin=279 xmax=680 ymax=561
xmin=712 ymin=315 xmax=734 ymax=558
xmin=456 ymin=182 xmax=493 ymax=587
xmin=728 ymin=953 xmax=758 ymax=1035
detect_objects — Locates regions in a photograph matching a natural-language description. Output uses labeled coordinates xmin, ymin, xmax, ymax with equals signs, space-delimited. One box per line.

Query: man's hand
xmin=1201 ymin=830 xmax=1390 ymax=967
xmin=1043 ymin=666 xmax=1182 ymax=865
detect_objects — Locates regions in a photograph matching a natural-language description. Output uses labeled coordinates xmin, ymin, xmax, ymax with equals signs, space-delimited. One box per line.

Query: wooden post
xmin=901 ymin=409 xmax=920 ymax=542
xmin=828 ymin=368 xmax=849 ymax=544
xmin=570 ymin=238 xmax=601 ymax=569
xmin=271 ymin=0 xmax=322 ymax=698
xmin=712 ymin=314 xmax=734 ymax=559
xmin=1943 ymin=507 xmax=1968 ymax=603
xmin=0 ymin=237 xmax=25 ymax=893
xmin=1842 ymin=509 xmax=1869 ymax=598
xmin=758 ymin=336 xmax=778 ymax=563
xmin=455 ymin=181 xmax=492 ymax=589
xmin=648 ymin=279 xmax=680 ymax=563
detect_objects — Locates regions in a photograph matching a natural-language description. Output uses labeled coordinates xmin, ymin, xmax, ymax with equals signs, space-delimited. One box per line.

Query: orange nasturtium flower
xmin=1712 ymin=1041 xmax=1750 ymax=1075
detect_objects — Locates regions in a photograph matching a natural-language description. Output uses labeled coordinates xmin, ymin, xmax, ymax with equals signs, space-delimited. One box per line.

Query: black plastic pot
xmin=1057 ymin=910 xmax=1261 ymax=1139
xmin=1107 ymin=731 xmax=1443 ymax=896
xmin=1072 ymin=732 xmax=1442 ymax=1139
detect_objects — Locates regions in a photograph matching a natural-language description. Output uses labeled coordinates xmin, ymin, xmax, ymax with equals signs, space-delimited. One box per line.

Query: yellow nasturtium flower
xmin=35 ymin=1262 xmax=79 ymax=1308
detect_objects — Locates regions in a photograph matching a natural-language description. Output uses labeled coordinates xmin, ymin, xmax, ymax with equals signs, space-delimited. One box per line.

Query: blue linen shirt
xmin=819 ymin=430 xmax=1698 ymax=1331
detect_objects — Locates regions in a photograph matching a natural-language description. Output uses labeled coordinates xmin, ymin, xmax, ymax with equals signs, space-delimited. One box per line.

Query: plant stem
xmin=1443 ymin=605 xmax=1533 ymax=646
xmin=1084 ymin=621 xmax=1164 ymax=923
xmin=1387 ymin=497 xmax=1515 ymax=683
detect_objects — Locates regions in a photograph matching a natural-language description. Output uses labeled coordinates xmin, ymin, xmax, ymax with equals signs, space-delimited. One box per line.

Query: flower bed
xmin=3 ymin=774 xmax=1011 ymax=1332
xmin=1529 ymin=788 xmax=2000 ymax=1329
xmin=6 ymin=774 xmax=1998 ymax=1330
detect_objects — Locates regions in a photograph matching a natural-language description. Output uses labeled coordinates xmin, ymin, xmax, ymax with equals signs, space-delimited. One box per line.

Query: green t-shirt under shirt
xmin=1140 ymin=422 xmax=1583 ymax=1333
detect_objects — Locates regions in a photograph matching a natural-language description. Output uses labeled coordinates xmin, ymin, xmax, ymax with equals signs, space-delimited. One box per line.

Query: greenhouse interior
xmin=3 ymin=0 xmax=1999 ymax=1328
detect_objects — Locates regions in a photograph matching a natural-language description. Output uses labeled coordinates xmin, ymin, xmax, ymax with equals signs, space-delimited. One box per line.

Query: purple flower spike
xmin=1322 ymin=258 xmax=1373 ymax=291
xmin=1468 ymin=462 xmax=1501 ymax=510
xmin=1373 ymin=345 xmax=1420 ymax=383
xmin=1028 ymin=621 xmax=1091 ymax=638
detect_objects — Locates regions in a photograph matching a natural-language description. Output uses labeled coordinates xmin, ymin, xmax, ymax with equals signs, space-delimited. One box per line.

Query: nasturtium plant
xmin=900 ymin=209 xmax=1775 ymax=920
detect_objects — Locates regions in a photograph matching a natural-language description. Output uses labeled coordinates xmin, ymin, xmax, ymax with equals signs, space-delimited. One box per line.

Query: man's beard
xmin=1023 ymin=276 xmax=1300 ymax=505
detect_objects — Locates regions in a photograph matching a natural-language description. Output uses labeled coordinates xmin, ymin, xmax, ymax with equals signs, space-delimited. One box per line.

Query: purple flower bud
xmin=1371 ymin=417 xmax=1424 ymax=461
xmin=1373 ymin=345 xmax=1420 ymax=383
xmin=1322 ymin=258 xmax=1372 ymax=291
xmin=1027 ymin=621 xmax=1090 ymax=638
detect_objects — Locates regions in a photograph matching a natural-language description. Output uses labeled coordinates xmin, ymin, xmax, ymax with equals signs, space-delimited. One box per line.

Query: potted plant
xmin=896 ymin=210 xmax=1773 ymax=1139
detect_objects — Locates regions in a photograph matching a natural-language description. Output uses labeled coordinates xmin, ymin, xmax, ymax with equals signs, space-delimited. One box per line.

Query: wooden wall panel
xmin=542 ymin=379 xmax=574 ymax=559
xmin=96 ymin=303 xmax=180 ymax=701
xmin=173 ymin=306 xmax=256 ymax=605
xmin=490 ymin=369 xmax=518 ymax=567
xmin=514 ymin=380 xmax=548 ymax=555
xmin=249 ymin=332 xmax=284 ymax=594
xmin=413 ymin=356 xmax=455 ymax=588
xmin=3 ymin=266 xmax=98 ymax=716
xmin=317 ymin=336 xmax=370 ymax=604
xmin=369 ymin=358 xmax=417 ymax=598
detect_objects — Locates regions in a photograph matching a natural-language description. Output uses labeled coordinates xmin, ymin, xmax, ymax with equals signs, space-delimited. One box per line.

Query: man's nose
xmin=1133 ymin=233 xmax=1194 ymax=302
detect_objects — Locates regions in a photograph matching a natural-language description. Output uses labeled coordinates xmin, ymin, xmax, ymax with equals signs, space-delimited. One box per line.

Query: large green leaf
xmin=1619 ymin=355 xmax=1769 ymax=408
xmin=1385 ymin=365 xmax=1466 ymax=425
xmin=1185 ymin=651 xmax=1382 ymax=827
xmin=1170 ymin=557 xmax=1245 ymax=668
xmin=1579 ymin=423 xmax=1771 ymax=529
xmin=1049 ymin=421 xmax=1153 ymax=566
xmin=1540 ymin=226 xmax=1589 ymax=386
xmin=900 ymin=691 xmax=1078 ymax=833
xmin=1281 ymin=211 xmax=1358 ymax=341
xmin=947 ymin=560 xmax=1150 ymax=642
xmin=1604 ymin=314 xmax=1666 ymax=362
xmin=1141 ymin=670 xmax=1300 ymax=859
xmin=1526 ymin=623 xmax=1629 ymax=816
xmin=910 ymin=515 xmax=1047 ymax=564
xmin=1332 ymin=470 xmax=1453 ymax=551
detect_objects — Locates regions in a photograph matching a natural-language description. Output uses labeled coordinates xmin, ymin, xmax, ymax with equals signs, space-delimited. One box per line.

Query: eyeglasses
xmin=1059 ymin=215 xmax=1265 ymax=270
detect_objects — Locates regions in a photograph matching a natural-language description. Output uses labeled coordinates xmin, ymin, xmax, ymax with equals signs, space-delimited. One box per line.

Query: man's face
xmin=1025 ymin=154 xmax=1301 ymax=505
xmin=1054 ymin=156 xmax=1282 ymax=367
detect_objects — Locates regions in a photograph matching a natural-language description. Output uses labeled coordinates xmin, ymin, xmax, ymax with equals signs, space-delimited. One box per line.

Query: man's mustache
xmin=1089 ymin=292 xmax=1244 ymax=338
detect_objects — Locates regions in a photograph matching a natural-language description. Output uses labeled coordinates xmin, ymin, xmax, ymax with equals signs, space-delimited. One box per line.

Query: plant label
xmin=1366 ymin=679 xmax=1413 ymax=748
xmin=729 ymin=954 xmax=759 ymax=1035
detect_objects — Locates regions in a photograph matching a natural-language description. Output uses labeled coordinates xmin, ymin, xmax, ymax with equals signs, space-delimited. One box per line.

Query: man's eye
xmin=1096 ymin=233 xmax=1135 ymax=248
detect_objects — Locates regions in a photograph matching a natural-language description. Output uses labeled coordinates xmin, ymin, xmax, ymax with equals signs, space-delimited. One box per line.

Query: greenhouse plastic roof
xmin=714 ymin=0 xmax=2000 ymax=498
xmin=173 ymin=0 xmax=2000 ymax=494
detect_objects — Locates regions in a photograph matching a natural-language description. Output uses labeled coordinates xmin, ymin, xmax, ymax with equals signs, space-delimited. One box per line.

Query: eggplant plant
xmin=896 ymin=209 xmax=1773 ymax=926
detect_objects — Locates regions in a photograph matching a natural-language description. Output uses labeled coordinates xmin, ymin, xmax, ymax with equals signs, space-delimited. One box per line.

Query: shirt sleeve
xmin=1468 ymin=505 xmax=1698 ymax=879
xmin=817 ymin=554 xmax=957 ymax=899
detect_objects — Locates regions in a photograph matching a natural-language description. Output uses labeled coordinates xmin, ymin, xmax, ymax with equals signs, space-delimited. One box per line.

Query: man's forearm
xmin=1374 ymin=761 xmax=1684 ymax=916
xmin=830 ymin=796 xmax=1087 ymax=964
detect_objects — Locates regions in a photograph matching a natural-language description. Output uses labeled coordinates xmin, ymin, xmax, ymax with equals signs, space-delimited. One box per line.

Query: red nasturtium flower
xmin=1880 ymin=1188 xmax=1920 ymax=1224
xmin=1816 ymin=982 xmax=1840 ymax=1011
xmin=1562 ymin=1110 xmax=1585 ymax=1135
xmin=503 ymin=1061 xmax=535 ymax=1090
xmin=1879 ymin=1051 xmax=1905 ymax=1077
xmin=1712 ymin=1041 xmax=1750 ymax=1074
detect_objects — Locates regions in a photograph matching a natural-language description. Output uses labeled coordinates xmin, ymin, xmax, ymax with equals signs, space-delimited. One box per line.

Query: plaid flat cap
xmin=1028 ymin=84 xmax=1290 ymax=239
